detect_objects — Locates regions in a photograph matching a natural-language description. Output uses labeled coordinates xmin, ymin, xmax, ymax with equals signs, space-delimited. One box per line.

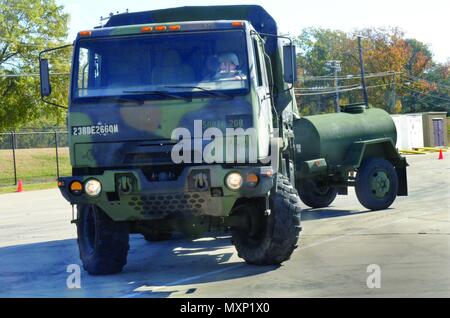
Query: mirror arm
xmin=39 ymin=44 xmax=73 ymax=110
xmin=38 ymin=44 xmax=73 ymax=60
xmin=251 ymin=31 xmax=296 ymax=93
xmin=41 ymin=96 xmax=68 ymax=110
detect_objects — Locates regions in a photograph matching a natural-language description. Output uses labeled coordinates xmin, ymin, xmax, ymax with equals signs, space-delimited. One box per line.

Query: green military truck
xmin=39 ymin=5 xmax=407 ymax=275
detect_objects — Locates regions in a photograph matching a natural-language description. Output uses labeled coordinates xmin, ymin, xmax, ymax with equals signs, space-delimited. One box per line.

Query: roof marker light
xmin=155 ymin=25 xmax=167 ymax=31
xmin=78 ymin=30 xmax=92 ymax=37
xmin=169 ymin=25 xmax=181 ymax=31
xmin=141 ymin=26 xmax=153 ymax=32
xmin=231 ymin=21 xmax=244 ymax=27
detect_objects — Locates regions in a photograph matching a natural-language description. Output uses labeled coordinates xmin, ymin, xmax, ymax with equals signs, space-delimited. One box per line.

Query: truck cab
xmin=40 ymin=5 xmax=302 ymax=275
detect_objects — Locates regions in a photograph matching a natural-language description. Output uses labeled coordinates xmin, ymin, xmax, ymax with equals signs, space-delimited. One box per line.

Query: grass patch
xmin=0 ymin=147 xmax=71 ymax=188
xmin=0 ymin=181 xmax=59 ymax=194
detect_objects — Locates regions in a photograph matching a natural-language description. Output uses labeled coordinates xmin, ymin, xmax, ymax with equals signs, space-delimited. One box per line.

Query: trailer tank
xmin=294 ymin=106 xmax=397 ymax=167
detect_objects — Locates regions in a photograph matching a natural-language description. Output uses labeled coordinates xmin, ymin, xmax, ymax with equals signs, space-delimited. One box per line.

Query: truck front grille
xmin=127 ymin=193 xmax=206 ymax=216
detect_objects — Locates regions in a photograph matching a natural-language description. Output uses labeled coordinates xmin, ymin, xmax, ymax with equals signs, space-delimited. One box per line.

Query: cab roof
xmin=104 ymin=5 xmax=278 ymax=54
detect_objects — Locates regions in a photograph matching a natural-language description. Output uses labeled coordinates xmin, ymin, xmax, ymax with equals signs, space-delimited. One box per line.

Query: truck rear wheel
xmin=231 ymin=175 xmax=302 ymax=265
xmin=77 ymin=204 xmax=129 ymax=275
xmin=297 ymin=179 xmax=338 ymax=209
xmin=355 ymin=158 xmax=398 ymax=211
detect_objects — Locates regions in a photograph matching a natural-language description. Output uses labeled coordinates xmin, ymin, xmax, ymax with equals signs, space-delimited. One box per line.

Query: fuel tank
xmin=293 ymin=106 xmax=397 ymax=166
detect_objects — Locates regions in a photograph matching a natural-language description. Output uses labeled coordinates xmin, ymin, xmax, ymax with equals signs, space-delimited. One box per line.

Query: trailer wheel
xmin=77 ymin=204 xmax=129 ymax=275
xmin=297 ymin=179 xmax=338 ymax=209
xmin=355 ymin=158 xmax=398 ymax=211
xmin=231 ymin=175 xmax=302 ymax=265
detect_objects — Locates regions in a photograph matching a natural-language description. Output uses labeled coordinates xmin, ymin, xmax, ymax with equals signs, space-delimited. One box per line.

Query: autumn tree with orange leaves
xmin=295 ymin=27 xmax=449 ymax=115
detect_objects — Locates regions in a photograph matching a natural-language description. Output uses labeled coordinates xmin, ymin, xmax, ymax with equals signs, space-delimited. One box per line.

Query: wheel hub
xmin=370 ymin=170 xmax=390 ymax=198
xmin=310 ymin=180 xmax=330 ymax=196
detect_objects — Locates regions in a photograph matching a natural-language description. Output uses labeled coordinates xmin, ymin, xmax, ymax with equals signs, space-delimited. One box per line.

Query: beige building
xmin=422 ymin=112 xmax=448 ymax=147
xmin=391 ymin=112 xmax=448 ymax=150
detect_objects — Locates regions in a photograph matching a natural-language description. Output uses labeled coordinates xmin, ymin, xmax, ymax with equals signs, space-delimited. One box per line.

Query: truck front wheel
xmin=231 ymin=175 xmax=302 ymax=265
xmin=355 ymin=158 xmax=398 ymax=211
xmin=297 ymin=179 xmax=338 ymax=209
xmin=77 ymin=204 xmax=129 ymax=275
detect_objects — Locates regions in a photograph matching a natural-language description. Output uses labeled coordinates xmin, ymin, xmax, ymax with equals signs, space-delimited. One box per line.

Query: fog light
xmin=225 ymin=172 xmax=243 ymax=190
xmin=84 ymin=179 xmax=102 ymax=197
xmin=246 ymin=173 xmax=259 ymax=187
xmin=69 ymin=181 xmax=83 ymax=195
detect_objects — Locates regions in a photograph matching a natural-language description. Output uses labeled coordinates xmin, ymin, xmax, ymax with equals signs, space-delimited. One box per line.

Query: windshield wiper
xmin=123 ymin=90 xmax=192 ymax=102
xmin=164 ymin=85 xmax=234 ymax=100
xmin=76 ymin=96 xmax=144 ymax=104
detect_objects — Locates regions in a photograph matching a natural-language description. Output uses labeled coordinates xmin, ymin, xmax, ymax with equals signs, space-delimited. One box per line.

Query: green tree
xmin=401 ymin=61 xmax=450 ymax=113
xmin=0 ymin=0 xmax=70 ymax=132
xmin=295 ymin=28 xmax=354 ymax=115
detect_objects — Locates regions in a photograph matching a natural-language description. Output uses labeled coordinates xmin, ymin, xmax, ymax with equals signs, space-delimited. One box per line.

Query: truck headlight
xmin=84 ymin=179 xmax=102 ymax=197
xmin=225 ymin=172 xmax=243 ymax=190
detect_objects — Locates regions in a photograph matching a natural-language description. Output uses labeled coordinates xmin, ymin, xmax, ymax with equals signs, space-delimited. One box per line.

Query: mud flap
xmin=396 ymin=166 xmax=408 ymax=196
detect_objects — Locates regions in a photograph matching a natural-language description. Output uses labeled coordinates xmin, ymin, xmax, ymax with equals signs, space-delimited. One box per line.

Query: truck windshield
xmin=73 ymin=30 xmax=250 ymax=101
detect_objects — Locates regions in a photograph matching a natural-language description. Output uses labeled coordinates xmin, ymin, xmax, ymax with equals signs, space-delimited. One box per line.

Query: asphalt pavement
xmin=0 ymin=153 xmax=449 ymax=297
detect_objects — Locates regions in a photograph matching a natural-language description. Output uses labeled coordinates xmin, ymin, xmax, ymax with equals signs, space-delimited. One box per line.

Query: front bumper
xmin=58 ymin=165 xmax=274 ymax=221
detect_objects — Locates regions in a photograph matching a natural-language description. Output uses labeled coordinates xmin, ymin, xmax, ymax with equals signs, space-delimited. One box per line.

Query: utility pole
xmin=391 ymin=73 xmax=396 ymax=112
xmin=326 ymin=60 xmax=342 ymax=113
xmin=357 ymin=36 xmax=369 ymax=107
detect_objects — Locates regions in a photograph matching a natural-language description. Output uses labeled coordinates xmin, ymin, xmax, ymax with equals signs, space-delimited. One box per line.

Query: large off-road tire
xmin=355 ymin=158 xmax=398 ymax=211
xmin=231 ymin=175 xmax=302 ymax=265
xmin=77 ymin=204 xmax=129 ymax=275
xmin=297 ymin=179 xmax=338 ymax=209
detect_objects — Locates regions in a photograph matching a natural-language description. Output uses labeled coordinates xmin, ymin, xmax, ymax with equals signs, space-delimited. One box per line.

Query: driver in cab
xmin=212 ymin=52 xmax=246 ymax=81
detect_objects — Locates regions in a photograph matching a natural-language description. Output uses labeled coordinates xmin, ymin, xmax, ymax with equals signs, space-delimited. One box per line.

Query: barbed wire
xmin=295 ymin=85 xmax=363 ymax=96
xmin=296 ymin=83 xmax=361 ymax=91
xmin=295 ymin=82 xmax=396 ymax=96
xmin=299 ymin=71 xmax=400 ymax=82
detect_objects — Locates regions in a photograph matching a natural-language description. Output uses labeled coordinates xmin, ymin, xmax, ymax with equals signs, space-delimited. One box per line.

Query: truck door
xmin=251 ymin=36 xmax=272 ymax=160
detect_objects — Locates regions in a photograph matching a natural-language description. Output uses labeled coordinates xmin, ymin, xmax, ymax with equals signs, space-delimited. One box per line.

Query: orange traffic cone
xmin=17 ymin=179 xmax=23 ymax=192
xmin=438 ymin=149 xmax=444 ymax=160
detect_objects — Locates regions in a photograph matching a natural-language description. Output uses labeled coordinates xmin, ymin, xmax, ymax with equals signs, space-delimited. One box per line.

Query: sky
xmin=56 ymin=0 xmax=449 ymax=63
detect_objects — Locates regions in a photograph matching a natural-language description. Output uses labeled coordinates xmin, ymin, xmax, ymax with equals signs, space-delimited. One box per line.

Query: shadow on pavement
xmin=0 ymin=234 xmax=278 ymax=298
xmin=301 ymin=207 xmax=385 ymax=221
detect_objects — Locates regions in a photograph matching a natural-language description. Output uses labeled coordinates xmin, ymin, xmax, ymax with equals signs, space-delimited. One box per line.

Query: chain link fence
xmin=0 ymin=129 xmax=70 ymax=187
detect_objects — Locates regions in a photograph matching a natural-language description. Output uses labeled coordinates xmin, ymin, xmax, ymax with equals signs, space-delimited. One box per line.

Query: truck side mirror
xmin=283 ymin=45 xmax=298 ymax=84
xmin=39 ymin=58 xmax=51 ymax=97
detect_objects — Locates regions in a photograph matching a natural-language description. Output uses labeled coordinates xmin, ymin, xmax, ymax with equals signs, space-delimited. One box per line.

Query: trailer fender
xmin=344 ymin=138 xmax=408 ymax=196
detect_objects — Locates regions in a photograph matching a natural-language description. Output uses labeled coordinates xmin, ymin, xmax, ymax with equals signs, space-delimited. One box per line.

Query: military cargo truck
xmin=39 ymin=5 xmax=407 ymax=275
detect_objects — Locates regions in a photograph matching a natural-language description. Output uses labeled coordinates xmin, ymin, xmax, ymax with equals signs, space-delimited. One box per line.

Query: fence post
xmin=11 ymin=131 xmax=17 ymax=185
xmin=54 ymin=129 xmax=60 ymax=180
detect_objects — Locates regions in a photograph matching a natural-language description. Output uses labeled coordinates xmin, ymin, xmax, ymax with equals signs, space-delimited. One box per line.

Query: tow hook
xmin=117 ymin=175 xmax=133 ymax=195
